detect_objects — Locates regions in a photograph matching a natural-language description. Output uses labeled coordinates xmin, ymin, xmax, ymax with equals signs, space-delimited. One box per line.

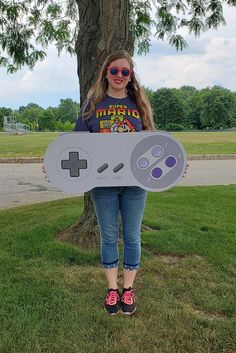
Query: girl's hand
xmin=42 ymin=164 xmax=49 ymax=181
xmin=183 ymin=163 xmax=189 ymax=178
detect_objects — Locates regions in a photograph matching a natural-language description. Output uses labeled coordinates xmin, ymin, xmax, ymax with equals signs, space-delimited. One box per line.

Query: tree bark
xmin=58 ymin=0 xmax=135 ymax=247
xmin=76 ymin=0 xmax=134 ymax=103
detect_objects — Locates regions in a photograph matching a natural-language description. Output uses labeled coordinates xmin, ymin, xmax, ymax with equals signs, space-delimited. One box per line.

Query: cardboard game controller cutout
xmin=44 ymin=131 xmax=187 ymax=194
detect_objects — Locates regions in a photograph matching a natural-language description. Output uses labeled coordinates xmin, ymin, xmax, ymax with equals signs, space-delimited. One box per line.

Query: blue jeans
xmin=91 ymin=186 xmax=147 ymax=271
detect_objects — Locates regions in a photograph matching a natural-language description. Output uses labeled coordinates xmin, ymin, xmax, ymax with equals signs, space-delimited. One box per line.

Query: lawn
xmin=0 ymin=185 xmax=235 ymax=353
xmin=0 ymin=132 xmax=59 ymax=158
xmin=175 ymin=131 xmax=236 ymax=155
xmin=0 ymin=131 xmax=236 ymax=158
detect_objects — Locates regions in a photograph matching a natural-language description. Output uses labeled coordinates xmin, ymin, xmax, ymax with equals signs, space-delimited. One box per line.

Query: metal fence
xmin=3 ymin=116 xmax=31 ymax=134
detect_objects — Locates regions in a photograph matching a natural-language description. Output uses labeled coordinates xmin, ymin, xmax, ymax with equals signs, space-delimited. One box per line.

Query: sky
xmin=0 ymin=4 xmax=236 ymax=110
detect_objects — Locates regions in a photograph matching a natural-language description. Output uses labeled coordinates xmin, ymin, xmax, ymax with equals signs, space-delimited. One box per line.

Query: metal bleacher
xmin=3 ymin=116 xmax=31 ymax=134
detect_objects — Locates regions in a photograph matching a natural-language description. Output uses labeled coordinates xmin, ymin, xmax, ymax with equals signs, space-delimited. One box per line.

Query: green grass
xmin=0 ymin=132 xmax=60 ymax=158
xmin=0 ymin=131 xmax=235 ymax=157
xmin=173 ymin=131 xmax=236 ymax=155
xmin=0 ymin=186 xmax=236 ymax=353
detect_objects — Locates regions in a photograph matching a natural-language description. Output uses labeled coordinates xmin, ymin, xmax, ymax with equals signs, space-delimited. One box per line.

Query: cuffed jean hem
xmin=123 ymin=262 xmax=140 ymax=271
xmin=102 ymin=259 xmax=119 ymax=269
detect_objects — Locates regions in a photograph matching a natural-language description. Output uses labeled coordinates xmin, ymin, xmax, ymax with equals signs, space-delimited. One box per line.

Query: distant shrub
xmin=63 ymin=121 xmax=74 ymax=131
xmin=165 ymin=123 xmax=185 ymax=131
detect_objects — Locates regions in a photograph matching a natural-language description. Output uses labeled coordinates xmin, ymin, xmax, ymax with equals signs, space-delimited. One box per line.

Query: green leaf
xmin=169 ymin=34 xmax=188 ymax=50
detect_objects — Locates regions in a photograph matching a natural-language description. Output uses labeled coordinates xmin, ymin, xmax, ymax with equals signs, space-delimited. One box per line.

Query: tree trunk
xmin=58 ymin=0 xmax=135 ymax=247
xmin=76 ymin=0 xmax=134 ymax=103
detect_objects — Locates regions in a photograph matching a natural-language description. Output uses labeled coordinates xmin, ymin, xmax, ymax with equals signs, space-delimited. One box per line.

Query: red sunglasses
xmin=107 ymin=66 xmax=132 ymax=77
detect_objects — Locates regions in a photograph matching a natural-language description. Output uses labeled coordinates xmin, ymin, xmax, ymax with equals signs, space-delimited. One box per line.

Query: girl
xmin=75 ymin=50 xmax=155 ymax=315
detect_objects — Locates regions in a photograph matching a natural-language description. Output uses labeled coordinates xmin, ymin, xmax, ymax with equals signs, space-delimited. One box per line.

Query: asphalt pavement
xmin=0 ymin=160 xmax=236 ymax=209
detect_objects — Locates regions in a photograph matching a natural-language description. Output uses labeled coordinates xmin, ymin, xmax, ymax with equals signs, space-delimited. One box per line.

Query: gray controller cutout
xmin=44 ymin=131 xmax=187 ymax=194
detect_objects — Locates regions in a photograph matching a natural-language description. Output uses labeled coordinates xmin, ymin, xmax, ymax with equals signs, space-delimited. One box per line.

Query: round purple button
xmin=137 ymin=157 xmax=149 ymax=169
xmin=151 ymin=146 xmax=163 ymax=158
xmin=165 ymin=156 xmax=176 ymax=168
xmin=151 ymin=167 xmax=162 ymax=179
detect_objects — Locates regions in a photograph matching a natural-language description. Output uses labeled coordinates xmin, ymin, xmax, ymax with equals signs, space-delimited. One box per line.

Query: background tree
xmin=183 ymin=89 xmax=203 ymax=130
xmin=38 ymin=107 xmax=56 ymax=131
xmin=230 ymin=92 xmax=236 ymax=127
xmin=57 ymin=98 xmax=80 ymax=123
xmin=174 ymin=86 xmax=197 ymax=129
xmin=17 ymin=103 xmax=44 ymax=131
xmin=152 ymin=88 xmax=185 ymax=130
xmin=199 ymin=86 xmax=235 ymax=129
xmin=1 ymin=0 xmax=236 ymax=245
xmin=2 ymin=86 xmax=236 ymax=132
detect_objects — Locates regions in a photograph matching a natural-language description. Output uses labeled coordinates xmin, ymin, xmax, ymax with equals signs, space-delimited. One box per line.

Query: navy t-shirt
xmin=74 ymin=94 xmax=143 ymax=133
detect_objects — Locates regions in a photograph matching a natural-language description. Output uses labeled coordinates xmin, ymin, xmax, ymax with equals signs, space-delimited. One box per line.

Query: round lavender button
xmin=137 ymin=157 xmax=149 ymax=169
xmin=165 ymin=156 xmax=177 ymax=168
xmin=151 ymin=167 xmax=162 ymax=179
xmin=151 ymin=146 xmax=163 ymax=158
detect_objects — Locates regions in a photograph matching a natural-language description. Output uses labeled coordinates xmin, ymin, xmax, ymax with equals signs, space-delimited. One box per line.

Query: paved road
xmin=0 ymin=160 xmax=236 ymax=209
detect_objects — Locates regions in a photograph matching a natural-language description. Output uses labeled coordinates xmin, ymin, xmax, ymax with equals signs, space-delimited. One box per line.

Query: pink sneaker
xmin=120 ymin=287 xmax=136 ymax=315
xmin=104 ymin=289 xmax=120 ymax=315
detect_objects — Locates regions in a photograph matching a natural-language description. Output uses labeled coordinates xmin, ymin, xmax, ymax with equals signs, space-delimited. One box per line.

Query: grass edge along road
xmin=0 ymin=185 xmax=235 ymax=353
xmin=0 ymin=131 xmax=236 ymax=157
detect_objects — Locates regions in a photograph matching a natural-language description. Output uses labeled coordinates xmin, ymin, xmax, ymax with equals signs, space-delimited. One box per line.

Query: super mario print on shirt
xmin=75 ymin=95 xmax=144 ymax=133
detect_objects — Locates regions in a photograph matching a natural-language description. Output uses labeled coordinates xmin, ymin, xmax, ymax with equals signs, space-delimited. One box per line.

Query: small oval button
xmin=113 ymin=163 xmax=124 ymax=173
xmin=97 ymin=163 xmax=109 ymax=173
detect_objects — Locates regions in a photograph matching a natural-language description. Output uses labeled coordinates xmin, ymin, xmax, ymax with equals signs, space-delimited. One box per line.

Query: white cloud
xmin=0 ymin=46 xmax=79 ymax=108
xmin=18 ymin=48 xmax=78 ymax=93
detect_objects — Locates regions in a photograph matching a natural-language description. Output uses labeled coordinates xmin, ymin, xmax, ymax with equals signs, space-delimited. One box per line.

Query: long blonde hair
xmin=82 ymin=50 xmax=155 ymax=131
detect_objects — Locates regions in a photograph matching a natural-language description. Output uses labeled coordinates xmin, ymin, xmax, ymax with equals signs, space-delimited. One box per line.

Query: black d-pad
xmin=61 ymin=151 xmax=87 ymax=177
